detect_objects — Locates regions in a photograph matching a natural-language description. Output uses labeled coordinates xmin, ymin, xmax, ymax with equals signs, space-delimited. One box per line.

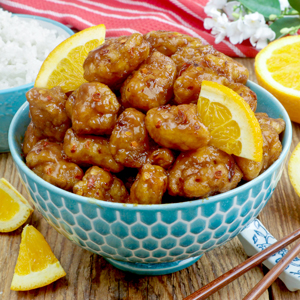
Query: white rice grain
xmin=0 ymin=9 xmax=67 ymax=89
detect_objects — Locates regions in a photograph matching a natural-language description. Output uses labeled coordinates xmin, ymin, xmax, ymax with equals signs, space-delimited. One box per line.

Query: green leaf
xmin=289 ymin=0 xmax=300 ymax=13
xmin=238 ymin=0 xmax=281 ymax=18
xmin=270 ymin=16 xmax=300 ymax=39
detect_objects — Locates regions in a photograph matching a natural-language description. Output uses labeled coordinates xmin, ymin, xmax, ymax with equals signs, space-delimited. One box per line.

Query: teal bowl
xmin=8 ymin=81 xmax=292 ymax=275
xmin=0 ymin=14 xmax=73 ymax=152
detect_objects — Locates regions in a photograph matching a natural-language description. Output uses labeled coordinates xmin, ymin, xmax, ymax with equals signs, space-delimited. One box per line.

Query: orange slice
xmin=255 ymin=35 xmax=300 ymax=123
xmin=11 ymin=225 xmax=66 ymax=291
xmin=0 ymin=178 xmax=33 ymax=232
xmin=197 ymin=81 xmax=263 ymax=162
xmin=35 ymin=24 xmax=106 ymax=93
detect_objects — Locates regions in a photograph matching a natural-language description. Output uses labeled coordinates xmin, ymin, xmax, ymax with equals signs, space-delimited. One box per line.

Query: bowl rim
xmin=8 ymin=80 xmax=293 ymax=211
xmin=0 ymin=14 xmax=73 ymax=95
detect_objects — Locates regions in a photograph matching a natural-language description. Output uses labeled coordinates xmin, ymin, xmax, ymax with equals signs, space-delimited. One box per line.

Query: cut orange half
xmin=255 ymin=35 xmax=300 ymax=123
xmin=0 ymin=178 xmax=33 ymax=232
xmin=288 ymin=142 xmax=300 ymax=198
xmin=11 ymin=225 xmax=66 ymax=291
xmin=197 ymin=81 xmax=263 ymax=162
xmin=35 ymin=24 xmax=106 ymax=93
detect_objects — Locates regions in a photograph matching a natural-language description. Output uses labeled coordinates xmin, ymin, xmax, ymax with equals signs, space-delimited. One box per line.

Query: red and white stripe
xmin=0 ymin=0 xmax=258 ymax=57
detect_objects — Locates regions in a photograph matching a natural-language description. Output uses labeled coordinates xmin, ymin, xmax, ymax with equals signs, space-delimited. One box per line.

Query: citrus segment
xmin=197 ymin=81 xmax=263 ymax=162
xmin=0 ymin=178 xmax=33 ymax=232
xmin=11 ymin=225 xmax=66 ymax=291
xmin=288 ymin=142 xmax=300 ymax=198
xmin=255 ymin=35 xmax=300 ymax=123
xmin=35 ymin=24 xmax=106 ymax=93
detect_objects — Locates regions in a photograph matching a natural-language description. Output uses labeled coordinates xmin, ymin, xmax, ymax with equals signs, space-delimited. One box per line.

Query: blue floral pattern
xmin=239 ymin=219 xmax=300 ymax=291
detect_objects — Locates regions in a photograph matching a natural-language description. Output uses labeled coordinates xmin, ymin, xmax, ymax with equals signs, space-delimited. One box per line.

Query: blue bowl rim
xmin=8 ymin=80 xmax=293 ymax=211
xmin=0 ymin=14 xmax=74 ymax=95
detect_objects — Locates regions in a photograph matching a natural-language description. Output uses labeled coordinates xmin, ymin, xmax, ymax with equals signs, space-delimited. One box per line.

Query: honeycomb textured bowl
xmin=0 ymin=14 xmax=73 ymax=153
xmin=8 ymin=81 xmax=292 ymax=275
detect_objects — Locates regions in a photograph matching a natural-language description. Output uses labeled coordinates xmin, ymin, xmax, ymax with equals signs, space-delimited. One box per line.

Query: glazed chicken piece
xmin=171 ymin=45 xmax=218 ymax=71
xmin=63 ymin=128 xmax=123 ymax=173
xmin=226 ymin=82 xmax=257 ymax=112
xmin=145 ymin=104 xmax=211 ymax=151
xmin=235 ymin=123 xmax=283 ymax=181
xmin=22 ymin=121 xmax=46 ymax=156
xmin=168 ymin=146 xmax=243 ymax=198
xmin=129 ymin=164 xmax=168 ymax=204
xmin=120 ymin=51 xmax=177 ymax=112
xmin=173 ymin=63 xmax=229 ymax=104
xmin=69 ymin=82 xmax=120 ymax=135
xmin=255 ymin=112 xmax=285 ymax=134
xmin=73 ymin=166 xmax=129 ymax=203
xmin=83 ymin=34 xmax=150 ymax=89
xmin=203 ymin=52 xmax=249 ymax=84
xmin=143 ymin=30 xmax=202 ymax=56
xmin=26 ymin=140 xmax=83 ymax=191
xmin=109 ymin=108 xmax=150 ymax=168
xmin=146 ymin=147 xmax=176 ymax=170
xmin=171 ymin=45 xmax=249 ymax=84
xmin=65 ymin=91 xmax=76 ymax=119
xmin=26 ymin=86 xmax=71 ymax=142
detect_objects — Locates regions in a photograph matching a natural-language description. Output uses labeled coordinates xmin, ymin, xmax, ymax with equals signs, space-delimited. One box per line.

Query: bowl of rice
xmin=0 ymin=9 xmax=73 ymax=152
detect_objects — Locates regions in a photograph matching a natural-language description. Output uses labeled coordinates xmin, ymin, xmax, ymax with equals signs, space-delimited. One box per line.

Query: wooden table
xmin=1 ymin=58 xmax=300 ymax=300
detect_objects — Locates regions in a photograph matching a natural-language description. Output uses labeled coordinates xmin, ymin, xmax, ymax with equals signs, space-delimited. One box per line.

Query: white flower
xmin=205 ymin=0 xmax=227 ymax=17
xmin=223 ymin=1 xmax=243 ymax=20
xmin=204 ymin=1 xmax=276 ymax=49
xmin=244 ymin=12 xmax=266 ymax=29
xmin=204 ymin=13 xmax=229 ymax=44
xmin=226 ymin=19 xmax=249 ymax=44
xmin=250 ymin=26 xmax=276 ymax=49
xmin=279 ymin=0 xmax=290 ymax=10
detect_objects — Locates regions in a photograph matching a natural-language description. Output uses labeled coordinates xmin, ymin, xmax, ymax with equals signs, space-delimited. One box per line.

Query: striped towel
xmin=0 ymin=0 xmax=258 ymax=57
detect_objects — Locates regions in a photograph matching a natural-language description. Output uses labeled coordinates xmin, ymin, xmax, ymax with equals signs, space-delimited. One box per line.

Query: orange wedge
xmin=0 ymin=178 xmax=33 ymax=232
xmin=35 ymin=24 xmax=106 ymax=93
xmin=11 ymin=225 xmax=66 ymax=291
xmin=255 ymin=35 xmax=300 ymax=123
xmin=197 ymin=81 xmax=263 ymax=162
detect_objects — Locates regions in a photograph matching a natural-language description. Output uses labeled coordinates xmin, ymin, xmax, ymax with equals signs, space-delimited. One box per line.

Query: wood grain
xmin=0 ymin=57 xmax=297 ymax=300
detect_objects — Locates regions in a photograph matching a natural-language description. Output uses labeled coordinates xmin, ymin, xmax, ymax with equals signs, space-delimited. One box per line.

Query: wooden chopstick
xmin=184 ymin=227 xmax=300 ymax=300
xmin=243 ymin=239 xmax=300 ymax=300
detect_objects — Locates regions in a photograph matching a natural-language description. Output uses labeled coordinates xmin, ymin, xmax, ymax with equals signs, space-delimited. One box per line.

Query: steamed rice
xmin=0 ymin=9 xmax=66 ymax=90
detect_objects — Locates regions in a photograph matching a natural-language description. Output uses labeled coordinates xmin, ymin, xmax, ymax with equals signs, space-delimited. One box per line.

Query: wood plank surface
xmin=0 ymin=57 xmax=298 ymax=300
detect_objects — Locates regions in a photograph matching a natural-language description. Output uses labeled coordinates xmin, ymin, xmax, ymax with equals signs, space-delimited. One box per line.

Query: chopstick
xmin=243 ymin=239 xmax=300 ymax=300
xmin=184 ymin=227 xmax=300 ymax=300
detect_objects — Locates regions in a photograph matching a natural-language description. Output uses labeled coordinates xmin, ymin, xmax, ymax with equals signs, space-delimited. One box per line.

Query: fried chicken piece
xmin=235 ymin=124 xmax=283 ymax=181
xmin=255 ymin=113 xmax=285 ymax=134
xmin=225 ymin=82 xmax=257 ymax=112
xmin=203 ymin=52 xmax=248 ymax=84
xmin=171 ymin=45 xmax=249 ymax=84
xmin=168 ymin=146 xmax=243 ymax=198
xmin=109 ymin=108 xmax=150 ymax=168
xmin=73 ymin=166 xmax=129 ymax=203
xmin=22 ymin=121 xmax=46 ymax=156
xmin=145 ymin=104 xmax=210 ymax=151
xmin=65 ymin=91 xmax=76 ymax=119
xmin=129 ymin=164 xmax=168 ymax=204
xmin=173 ymin=63 xmax=229 ymax=104
xmin=26 ymin=140 xmax=83 ymax=191
xmin=70 ymin=82 xmax=120 ymax=135
xmin=120 ymin=51 xmax=176 ymax=112
xmin=146 ymin=148 xmax=176 ymax=170
xmin=26 ymin=86 xmax=70 ymax=142
xmin=171 ymin=45 xmax=217 ymax=71
xmin=83 ymin=34 xmax=150 ymax=89
xmin=63 ymin=128 xmax=123 ymax=173
xmin=143 ymin=31 xmax=202 ymax=56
